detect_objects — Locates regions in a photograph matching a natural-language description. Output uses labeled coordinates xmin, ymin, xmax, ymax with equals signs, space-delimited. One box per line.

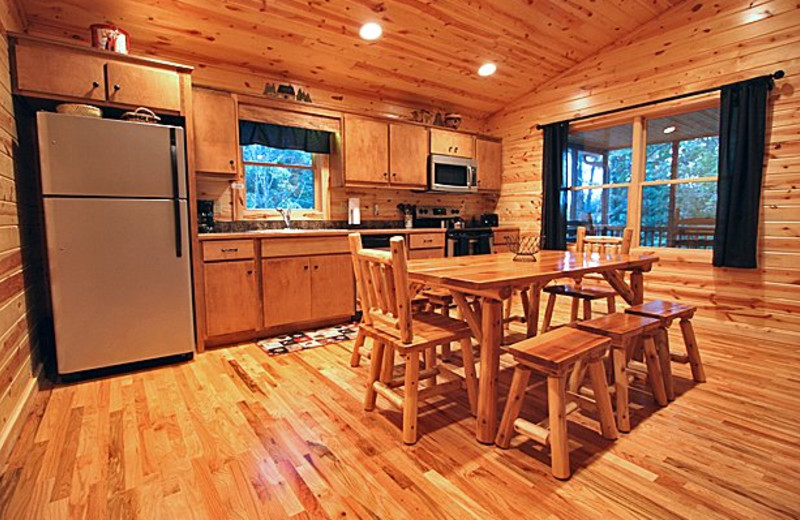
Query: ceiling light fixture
xmin=478 ymin=63 xmax=497 ymax=77
xmin=359 ymin=22 xmax=383 ymax=41
xmin=663 ymin=126 xmax=676 ymax=134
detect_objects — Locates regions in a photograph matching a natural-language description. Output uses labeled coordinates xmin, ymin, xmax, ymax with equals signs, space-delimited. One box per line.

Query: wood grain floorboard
xmin=1 ymin=301 xmax=799 ymax=519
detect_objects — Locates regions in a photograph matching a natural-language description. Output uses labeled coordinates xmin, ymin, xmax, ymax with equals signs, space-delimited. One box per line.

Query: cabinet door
xmin=193 ymin=89 xmax=239 ymax=175
xmin=389 ymin=123 xmax=428 ymax=188
xmin=476 ymin=139 xmax=502 ymax=191
xmin=310 ymin=255 xmax=355 ymax=320
xmin=430 ymin=129 xmax=474 ymax=158
xmin=262 ymin=257 xmax=312 ymax=327
xmin=15 ymin=43 xmax=106 ymax=101
xmin=344 ymin=115 xmax=389 ymax=185
xmin=106 ymin=61 xmax=181 ymax=112
xmin=204 ymin=260 xmax=260 ymax=337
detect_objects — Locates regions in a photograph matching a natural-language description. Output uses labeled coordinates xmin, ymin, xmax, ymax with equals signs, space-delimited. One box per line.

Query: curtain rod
xmin=534 ymin=70 xmax=785 ymax=130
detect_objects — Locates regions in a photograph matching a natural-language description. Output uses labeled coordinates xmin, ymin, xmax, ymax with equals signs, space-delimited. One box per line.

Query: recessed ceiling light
xmin=478 ymin=63 xmax=497 ymax=77
xmin=359 ymin=22 xmax=383 ymax=41
xmin=663 ymin=126 xmax=676 ymax=134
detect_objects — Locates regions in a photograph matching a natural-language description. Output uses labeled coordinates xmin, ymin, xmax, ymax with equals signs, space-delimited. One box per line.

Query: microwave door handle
xmin=471 ymin=166 xmax=478 ymax=188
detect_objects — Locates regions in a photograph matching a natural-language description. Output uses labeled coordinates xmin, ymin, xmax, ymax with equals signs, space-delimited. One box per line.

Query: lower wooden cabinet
xmin=204 ymin=260 xmax=261 ymax=336
xmin=262 ymin=254 xmax=355 ymax=328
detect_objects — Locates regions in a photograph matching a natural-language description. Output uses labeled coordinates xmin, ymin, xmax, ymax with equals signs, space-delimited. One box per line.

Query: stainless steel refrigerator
xmin=37 ymin=112 xmax=195 ymax=374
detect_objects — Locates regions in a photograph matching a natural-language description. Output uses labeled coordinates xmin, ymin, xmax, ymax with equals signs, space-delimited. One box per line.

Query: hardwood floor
xmin=1 ymin=301 xmax=799 ymax=519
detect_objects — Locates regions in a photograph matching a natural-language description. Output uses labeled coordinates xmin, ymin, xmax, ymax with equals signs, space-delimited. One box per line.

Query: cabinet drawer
xmin=106 ymin=61 xmax=181 ymax=111
xmin=262 ymin=237 xmax=349 ymax=258
xmin=408 ymin=233 xmax=445 ymax=250
xmin=408 ymin=248 xmax=445 ymax=260
xmin=430 ymin=129 xmax=474 ymax=158
xmin=203 ymin=240 xmax=255 ymax=261
xmin=15 ymin=42 xmax=106 ymax=101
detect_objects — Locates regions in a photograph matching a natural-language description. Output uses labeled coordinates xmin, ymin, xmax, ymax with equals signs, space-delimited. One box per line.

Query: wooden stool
xmin=625 ymin=301 xmax=706 ymax=401
xmin=495 ymin=327 xmax=618 ymax=480
xmin=575 ymin=313 xmax=667 ymax=433
xmin=423 ymin=288 xmax=455 ymax=360
xmin=350 ymin=234 xmax=479 ymax=445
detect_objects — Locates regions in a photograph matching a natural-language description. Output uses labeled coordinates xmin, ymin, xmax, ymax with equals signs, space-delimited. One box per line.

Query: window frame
xmin=566 ymin=95 xmax=720 ymax=251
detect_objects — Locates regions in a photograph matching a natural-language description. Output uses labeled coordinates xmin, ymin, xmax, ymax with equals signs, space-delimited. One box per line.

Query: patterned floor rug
xmin=257 ymin=322 xmax=359 ymax=356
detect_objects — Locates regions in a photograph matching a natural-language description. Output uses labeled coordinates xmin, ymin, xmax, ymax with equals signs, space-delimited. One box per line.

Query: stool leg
xmin=547 ymin=373 xmax=570 ymax=480
xmin=424 ymin=347 xmax=437 ymax=387
xmin=459 ymin=338 xmax=479 ymax=416
xmin=570 ymin=298 xmax=580 ymax=323
xmin=587 ymin=357 xmax=618 ymax=440
xmin=525 ymin=288 xmax=539 ymax=338
xmin=542 ymin=293 xmax=557 ymax=332
xmin=656 ymin=328 xmax=675 ymax=401
xmin=504 ymin=294 xmax=513 ymax=330
xmin=679 ymin=319 xmax=706 ymax=383
xmin=403 ymin=351 xmax=421 ymax=444
xmin=612 ymin=347 xmax=630 ymax=432
xmin=495 ymin=367 xmax=531 ymax=448
xmin=643 ymin=336 xmax=668 ymax=406
xmin=568 ymin=360 xmax=587 ymax=393
xmin=365 ymin=341 xmax=385 ymax=411
xmin=520 ymin=289 xmax=531 ymax=325
xmin=441 ymin=303 xmax=452 ymax=361
xmin=606 ymin=296 xmax=616 ymax=314
xmin=350 ymin=327 xmax=366 ymax=367
xmin=582 ymin=299 xmax=592 ymax=320
xmin=381 ymin=345 xmax=395 ymax=383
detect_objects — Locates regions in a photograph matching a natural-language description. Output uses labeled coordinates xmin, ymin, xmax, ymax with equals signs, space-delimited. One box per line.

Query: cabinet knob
xmin=247 ymin=270 xmax=253 ymax=275
xmin=383 ymin=172 xmax=388 ymax=178
xmin=92 ymin=81 xmax=100 ymax=88
xmin=229 ymin=159 xmax=235 ymax=168
xmin=454 ymin=146 xmax=459 ymax=153
xmin=313 ymin=265 xmax=319 ymax=270
xmin=392 ymin=172 xmax=397 ymax=177
xmin=113 ymin=84 xmax=121 ymax=91
xmin=304 ymin=265 xmax=309 ymax=270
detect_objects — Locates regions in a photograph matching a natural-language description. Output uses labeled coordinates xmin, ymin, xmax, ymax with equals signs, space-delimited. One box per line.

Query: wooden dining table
xmin=407 ymin=250 xmax=660 ymax=444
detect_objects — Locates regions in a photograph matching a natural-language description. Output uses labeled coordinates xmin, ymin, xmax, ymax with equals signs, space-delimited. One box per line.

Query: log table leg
xmin=526 ymin=284 xmax=541 ymax=338
xmin=477 ymin=298 xmax=504 ymax=444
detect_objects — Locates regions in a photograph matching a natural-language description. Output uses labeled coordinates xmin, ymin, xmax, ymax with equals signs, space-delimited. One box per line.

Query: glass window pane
xmin=566 ymin=187 xmax=628 ymax=239
xmin=645 ymin=107 xmax=719 ymax=181
xmin=245 ymin=165 xmax=315 ymax=210
xmin=242 ymin=144 xmax=313 ymax=166
xmin=566 ymin=123 xmax=633 ymax=187
xmin=640 ymin=182 xmax=716 ymax=248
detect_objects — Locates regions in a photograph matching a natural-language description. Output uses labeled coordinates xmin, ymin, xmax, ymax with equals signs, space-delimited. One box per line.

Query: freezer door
xmin=37 ymin=112 xmax=187 ymax=198
xmin=44 ymin=197 xmax=194 ymax=374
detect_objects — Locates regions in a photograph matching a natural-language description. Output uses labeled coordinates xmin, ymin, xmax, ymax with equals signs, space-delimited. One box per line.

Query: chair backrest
xmin=576 ymin=227 xmax=633 ymax=255
xmin=348 ymin=233 xmax=413 ymax=343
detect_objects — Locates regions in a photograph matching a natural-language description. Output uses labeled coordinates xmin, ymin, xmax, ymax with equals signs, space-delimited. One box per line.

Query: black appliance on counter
xmin=480 ymin=213 xmax=499 ymax=227
xmin=198 ymin=200 xmax=215 ymax=233
xmin=413 ymin=205 xmax=493 ymax=257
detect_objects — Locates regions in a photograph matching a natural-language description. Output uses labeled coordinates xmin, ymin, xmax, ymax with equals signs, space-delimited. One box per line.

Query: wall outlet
xmin=373 ymin=203 xmax=380 ymax=216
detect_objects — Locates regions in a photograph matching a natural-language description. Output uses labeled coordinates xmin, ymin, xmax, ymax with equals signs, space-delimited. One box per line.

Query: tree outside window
xmin=242 ymin=144 xmax=317 ymax=210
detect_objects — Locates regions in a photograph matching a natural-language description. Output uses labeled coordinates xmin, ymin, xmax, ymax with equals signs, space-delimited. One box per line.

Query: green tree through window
xmin=242 ymin=144 xmax=316 ymax=210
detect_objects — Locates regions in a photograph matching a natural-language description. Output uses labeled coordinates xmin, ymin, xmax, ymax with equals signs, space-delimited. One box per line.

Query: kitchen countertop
xmin=198 ymin=226 xmax=519 ymax=241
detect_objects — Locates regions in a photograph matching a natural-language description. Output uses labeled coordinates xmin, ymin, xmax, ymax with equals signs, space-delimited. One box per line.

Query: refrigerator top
xmin=37 ymin=112 xmax=187 ymax=199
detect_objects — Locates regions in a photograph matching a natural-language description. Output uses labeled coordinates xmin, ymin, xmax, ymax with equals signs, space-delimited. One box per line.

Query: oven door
xmin=429 ymin=155 xmax=477 ymax=193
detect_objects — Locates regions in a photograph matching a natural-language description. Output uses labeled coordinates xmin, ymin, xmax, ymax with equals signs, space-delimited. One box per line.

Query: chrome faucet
xmin=277 ymin=208 xmax=292 ymax=229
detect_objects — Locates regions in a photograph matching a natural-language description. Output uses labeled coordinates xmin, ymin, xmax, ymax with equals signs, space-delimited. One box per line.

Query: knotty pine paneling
xmin=0 ymin=2 xmax=48 ymax=464
xmin=485 ymin=0 xmax=800 ymax=338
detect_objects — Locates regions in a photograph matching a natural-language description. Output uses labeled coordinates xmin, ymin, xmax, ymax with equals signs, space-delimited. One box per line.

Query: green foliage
xmin=243 ymin=145 xmax=315 ymax=210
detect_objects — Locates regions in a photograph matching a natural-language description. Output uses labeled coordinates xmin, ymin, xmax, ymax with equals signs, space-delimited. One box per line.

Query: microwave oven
xmin=429 ymin=154 xmax=477 ymax=193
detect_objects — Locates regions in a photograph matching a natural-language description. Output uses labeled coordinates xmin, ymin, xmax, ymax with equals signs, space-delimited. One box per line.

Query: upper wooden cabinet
xmin=15 ymin=43 xmax=106 ymax=101
xmin=430 ymin=128 xmax=474 ymax=158
xmin=11 ymin=36 xmax=189 ymax=113
xmin=341 ymin=115 xmax=428 ymax=188
xmin=193 ymin=89 xmax=239 ymax=176
xmin=105 ymin=62 xmax=181 ymax=112
xmin=343 ymin=115 xmax=389 ymax=185
xmin=476 ymin=138 xmax=502 ymax=192
xmin=389 ymin=123 xmax=428 ymax=188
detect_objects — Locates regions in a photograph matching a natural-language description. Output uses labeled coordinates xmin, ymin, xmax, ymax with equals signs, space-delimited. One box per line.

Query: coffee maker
xmin=198 ymin=200 xmax=215 ymax=233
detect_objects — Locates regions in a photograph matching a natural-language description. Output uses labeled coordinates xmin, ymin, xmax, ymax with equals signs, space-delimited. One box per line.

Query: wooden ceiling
xmin=18 ymin=0 xmax=684 ymax=117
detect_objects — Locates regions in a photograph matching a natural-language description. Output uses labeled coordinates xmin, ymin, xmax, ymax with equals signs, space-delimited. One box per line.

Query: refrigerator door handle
xmin=169 ymin=128 xmax=183 ymax=258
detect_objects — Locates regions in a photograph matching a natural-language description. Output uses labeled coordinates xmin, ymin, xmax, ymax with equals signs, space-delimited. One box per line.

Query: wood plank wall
xmin=0 ymin=1 xmax=48 ymax=463
xmin=484 ymin=0 xmax=800 ymax=339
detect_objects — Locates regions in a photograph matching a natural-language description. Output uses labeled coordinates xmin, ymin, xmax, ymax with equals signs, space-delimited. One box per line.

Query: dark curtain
xmin=541 ymin=121 xmax=569 ymax=250
xmin=713 ymin=76 xmax=773 ymax=268
xmin=239 ymin=120 xmax=332 ymax=154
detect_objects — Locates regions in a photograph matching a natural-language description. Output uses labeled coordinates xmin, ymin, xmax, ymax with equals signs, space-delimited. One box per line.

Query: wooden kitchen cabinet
xmin=430 ymin=128 xmax=474 ymax=158
xmin=14 ymin=42 xmax=106 ymax=101
xmin=193 ymin=88 xmax=239 ymax=175
xmin=310 ymin=255 xmax=355 ymax=320
xmin=204 ymin=260 xmax=261 ymax=337
xmin=476 ymin=138 xmax=502 ymax=192
xmin=105 ymin=61 xmax=182 ymax=112
xmin=262 ymin=257 xmax=312 ymax=327
xmin=389 ymin=123 xmax=428 ymax=188
xmin=343 ymin=115 xmax=390 ymax=185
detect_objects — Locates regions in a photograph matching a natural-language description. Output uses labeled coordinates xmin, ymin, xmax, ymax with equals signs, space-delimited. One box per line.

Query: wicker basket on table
xmin=505 ymin=234 xmax=541 ymax=262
